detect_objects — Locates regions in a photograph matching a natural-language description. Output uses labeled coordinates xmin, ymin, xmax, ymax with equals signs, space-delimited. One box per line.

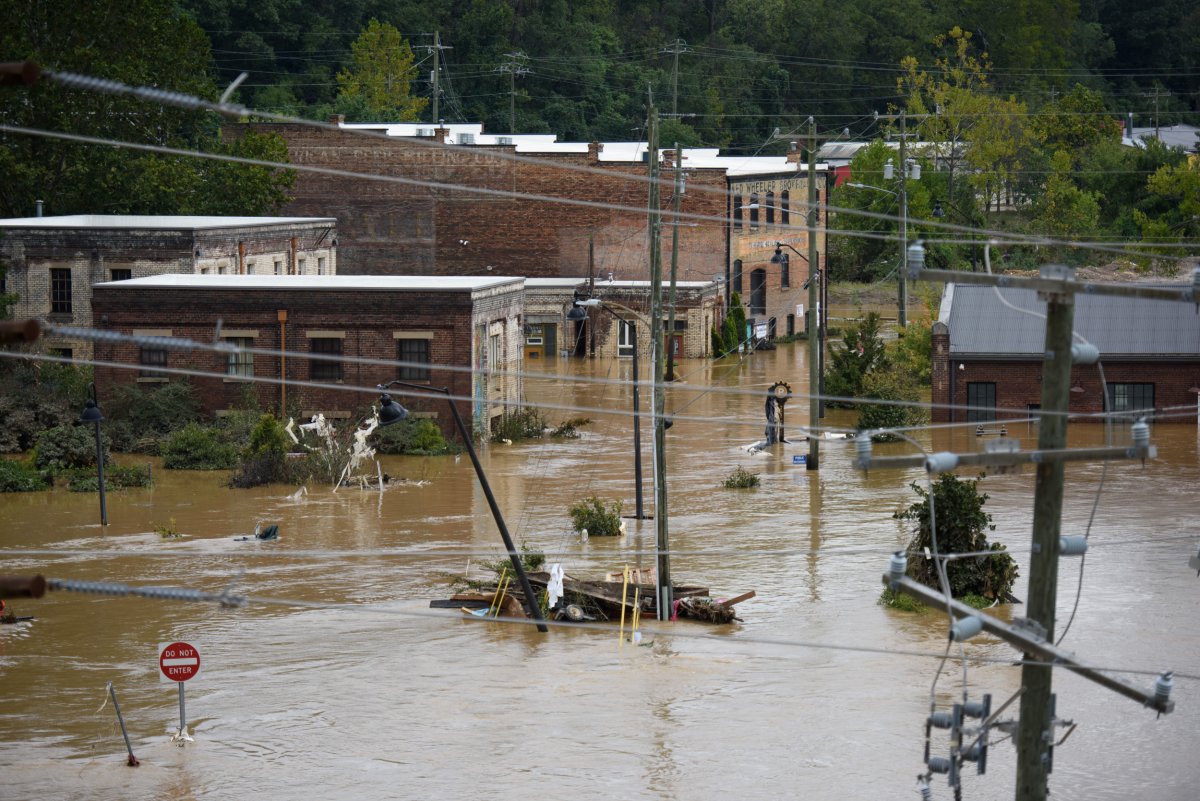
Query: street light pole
xmin=772 ymin=241 xmax=821 ymax=469
xmin=569 ymin=299 xmax=647 ymax=520
xmin=78 ymin=383 xmax=107 ymax=526
xmin=376 ymin=381 xmax=549 ymax=633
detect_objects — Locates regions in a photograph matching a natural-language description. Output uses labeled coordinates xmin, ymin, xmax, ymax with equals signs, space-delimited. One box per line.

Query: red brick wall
xmin=91 ymin=286 xmax=482 ymax=437
xmin=238 ymin=124 xmax=729 ymax=280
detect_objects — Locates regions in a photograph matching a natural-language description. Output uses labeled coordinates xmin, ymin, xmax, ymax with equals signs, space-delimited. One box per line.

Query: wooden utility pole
xmin=646 ymin=105 xmax=672 ymax=620
xmin=806 ymin=117 xmax=820 ymax=470
xmin=431 ymin=32 xmax=441 ymax=124
xmin=897 ymin=111 xmax=909 ymax=327
xmin=666 ymin=143 xmax=682 ymax=381
xmin=1015 ymin=264 xmax=1075 ymax=801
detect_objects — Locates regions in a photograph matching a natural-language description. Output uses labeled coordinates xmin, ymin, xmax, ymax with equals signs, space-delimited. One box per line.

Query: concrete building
xmin=931 ymin=283 xmax=1200 ymax=424
xmin=90 ymin=274 xmax=524 ymax=439
xmin=0 ymin=215 xmax=337 ymax=359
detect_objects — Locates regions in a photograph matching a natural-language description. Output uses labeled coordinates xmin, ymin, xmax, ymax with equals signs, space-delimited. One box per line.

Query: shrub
xmin=228 ymin=415 xmax=301 ymax=487
xmin=103 ymin=381 xmax=202 ymax=454
xmin=892 ymin=473 xmax=1019 ymax=603
xmin=371 ymin=417 xmax=457 ymax=455
xmin=550 ymin=417 xmax=590 ymax=438
xmin=0 ymin=459 xmax=49 ymax=492
xmin=490 ymin=407 xmax=547 ymax=442
xmin=244 ymin=414 xmax=289 ymax=459
xmin=857 ymin=370 xmax=928 ymax=441
xmin=0 ymin=362 xmax=91 ymax=453
xmin=568 ymin=496 xmax=624 ymax=537
xmin=162 ymin=423 xmax=239 ymax=470
xmin=722 ymin=465 xmax=761 ymax=489
xmin=64 ymin=463 xmax=152 ymax=491
xmin=34 ymin=425 xmax=109 ymax=474
xmin=824 ymin=312 xmax=889 ymax=405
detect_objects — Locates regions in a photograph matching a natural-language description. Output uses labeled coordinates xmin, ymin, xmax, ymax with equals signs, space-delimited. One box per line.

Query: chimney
xmin=35 ymin=199 xmax=43 ymax=217
xmin=587 ymin=141 xmax=604 ymax=162
xmin=329 ymin=114 xmax=345 ymax=126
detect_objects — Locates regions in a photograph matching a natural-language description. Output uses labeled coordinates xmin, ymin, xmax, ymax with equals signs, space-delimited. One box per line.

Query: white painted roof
xmin=94 ymin=274 xmax=523 ymax=291
xmin=524 ymin=278 xmax=588 ymax=288
xmin=0 ymin=215 xmax=335 ymax=230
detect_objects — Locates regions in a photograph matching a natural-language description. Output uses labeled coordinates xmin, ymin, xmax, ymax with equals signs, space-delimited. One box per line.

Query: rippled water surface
xmin=2 ymin=342 xmax=1198 ymax=800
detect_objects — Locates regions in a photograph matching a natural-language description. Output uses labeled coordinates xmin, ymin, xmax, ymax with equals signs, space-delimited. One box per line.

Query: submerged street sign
xmin=159 ymin=641 xmax=201 ymax=683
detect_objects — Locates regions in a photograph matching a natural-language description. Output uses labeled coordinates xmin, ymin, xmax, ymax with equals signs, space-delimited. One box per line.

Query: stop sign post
xmin=158 ymin=641 xmax=200 ymax=744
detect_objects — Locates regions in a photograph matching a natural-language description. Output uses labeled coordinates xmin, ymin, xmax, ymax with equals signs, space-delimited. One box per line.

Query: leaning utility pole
xmin=646 ymin=104 xmax=672 ymax=620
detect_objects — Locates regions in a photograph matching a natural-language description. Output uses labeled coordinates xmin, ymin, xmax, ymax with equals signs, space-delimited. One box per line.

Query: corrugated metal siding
xmin=947 ymin=285 xmax=1200 ymax=357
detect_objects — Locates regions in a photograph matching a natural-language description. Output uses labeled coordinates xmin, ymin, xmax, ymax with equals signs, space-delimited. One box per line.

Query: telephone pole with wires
xmin=415 ymin=32 xmax=451 ymax=125
xmin=497 ymin=52 xmax=530 ymax=133
xmin=857 ymin=251 xmax=1195 ymax=801
xmin=661 ymin=39 xmax=688 ymax=118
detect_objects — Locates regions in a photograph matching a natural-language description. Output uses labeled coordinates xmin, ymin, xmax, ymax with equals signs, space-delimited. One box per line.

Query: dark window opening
xmin=1107 ymin=383 xmax=1154 ymax=418
xmin=733 ymin=196 xmax=743 ymax=230
xmin=765 ymin=191 xmax=775 ymax=226
xmin=787 ymin=314 xmax=795 ymax=336
xmin=310 ymin=338 xmax=343 ymax=381
xmin=226 ymin=337 xmax=254 ymax=377
xmin=398 ymin=338 xmax=432 ymax=382
xmin=139 ymin=347 xmax=167 ymax=378
xmin=749 ymin=193 xmax=759 ymax=229
xmin=733 ymin=259 xmax=743 ymax=295
xmin=110 ymin=268 xmax=132 ymax=282
xmin=51 ymin=347 xmax=73 ymax=361
xmin=780 ymin=257 xmax=790 ymax=289
xmin=749 ymin=269 xmax=767 ymax=315
xmin=50 ymin=268 xmax=72 ymax=314
xmin=966 ymin=382 xmax=997 ymax=423
xmin=781 ymin=190 xmax=791 ymax=225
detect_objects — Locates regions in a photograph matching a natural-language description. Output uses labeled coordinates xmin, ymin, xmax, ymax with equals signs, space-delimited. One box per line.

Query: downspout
xmin=277 ymin=310 xmax=288 ymax=415
xmin=291 ymin=236 xmax=298 ymax=275
xmin=238 ymin=241 xmax=246 ymax=274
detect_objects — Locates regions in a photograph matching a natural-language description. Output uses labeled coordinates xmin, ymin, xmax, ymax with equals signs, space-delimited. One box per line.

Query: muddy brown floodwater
xmin=1 ymin=341 xmax=1198 ymax=801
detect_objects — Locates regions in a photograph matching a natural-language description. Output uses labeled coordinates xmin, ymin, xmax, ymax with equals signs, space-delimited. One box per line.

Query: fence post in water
xmin=106 ymin=682 xmax=139 ymax=766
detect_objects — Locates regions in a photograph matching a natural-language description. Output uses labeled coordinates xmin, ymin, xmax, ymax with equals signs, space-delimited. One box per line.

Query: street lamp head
xmin=770 ymin=246 xmax=787 ymax=265
xmin=565 ymin=303 xmax=588 ymax=321
xmin=932 ymin=200 xmax=946 ymax=219
xmin=79 ymin=398 xmax=104 ymax=424
xmin=376 ymin=394 xmax=410 ymax=427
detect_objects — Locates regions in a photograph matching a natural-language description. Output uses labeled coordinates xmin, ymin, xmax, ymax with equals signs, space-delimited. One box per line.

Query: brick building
xmin=236 ymin=121 xmax=730 ymax=283
xmin=727 ymin=167 xmax=831 ymax=340
xmin=0 ymin=215 xmax=337 ymax=359
xmin=931 ymin=284 xmax=1200 ymax=424
xmin=91 ymin=275 xmax=525 ymax=438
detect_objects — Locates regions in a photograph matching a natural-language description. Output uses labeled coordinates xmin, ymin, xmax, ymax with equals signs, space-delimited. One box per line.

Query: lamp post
xmin=78 ymin=383 xmax=107 ymax=526
xmin=771 ymin=242 xmax=822 ymax=470
xmin=932 ymin=198 xmax=982 ymax=272
xmin=567 ymin=298 xmax=648 ymax=520
xmin=375 ymin=381 xmax=548 ymax=633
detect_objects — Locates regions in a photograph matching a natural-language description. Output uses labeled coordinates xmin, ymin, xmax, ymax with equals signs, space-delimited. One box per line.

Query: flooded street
xmin=2 ymin=341 xmax=1198 ymax=801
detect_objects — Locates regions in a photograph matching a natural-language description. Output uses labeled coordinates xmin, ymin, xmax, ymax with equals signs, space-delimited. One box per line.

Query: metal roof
xmin=0 ymin=215 xmax=335 ymax=230
xmin=943 ymin=283 xmax=1200 ymax=357
xmin=94 ymin=275 xmax=522 ymax=292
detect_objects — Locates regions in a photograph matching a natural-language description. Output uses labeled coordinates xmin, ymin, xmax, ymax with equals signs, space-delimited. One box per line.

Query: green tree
xmin=1135 ymin=155 xmax=1200 ymax=255
xmin=1035 ymin=150 xmax=1101 ymax=243
xmin=824 ymin=312 xmax=889 ymax=405
xmin=336 ymin=20 xmax=428 ymax=122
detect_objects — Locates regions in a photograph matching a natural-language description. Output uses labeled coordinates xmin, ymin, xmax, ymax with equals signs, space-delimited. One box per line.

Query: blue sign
xmin=793 ymin=455 xmax=807 ymax=465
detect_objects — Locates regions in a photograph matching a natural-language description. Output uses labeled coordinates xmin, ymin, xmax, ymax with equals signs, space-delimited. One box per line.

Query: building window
xmin=110 ymin=268 xmax=132 ymax=282
xmin=298 ymin=257 xmax=307 ymax=274
xmin=310 ymin=337 xmax=343 ymax=381
xmin=50 ymin=347 xmax=73 ymax=361
xmin=749 ymin=193 xmax=759 ymax=229
xmin=966 ymin=382 xmax=997 ymax=423
xmin=246 ymin=261 xmax=256 ymax=275
xmin=749 ymin=269 xmax=767 ymax=315
xmin=780 ymin=256 xmax=790 ymax=289
xmin=139 ymin=347 xmax=167 ymax=378
xmin=226 ymin=337 xmax=254 ymax=378
xmin=218 ymin=265 xmax=227 ymax=275
xmin=617 ymin=320 xmax=635 ymax=358
xmin=1107 ymin=383 xmax=1154 ymax=417
xmin=274 ymin=259 xmax=284 ymax=275
xmin=398 ymin=338 xmax=431 ymax=382
xmin=781 ymin=190 xmax=790 ymax=225
xmin=765 ymin=191 xmax=775 ymax=226
xmin=787 ymin=314 xmax=795 ymax=336
xmin=732 ymin=259 xmax=743 ymax=294
xmin=50 ymin=268 xmax=72 ymax=314
xmin=733 ymin=196 xmax=743 ymax=230
xmin=318 ymin=257 xmax=327 ymax=275
xmin=488 ymin=333 xmax=501 ymax=372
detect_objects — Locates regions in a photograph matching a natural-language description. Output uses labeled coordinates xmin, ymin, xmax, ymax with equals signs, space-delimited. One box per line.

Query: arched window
xmin=781 ymin=190 xmax=790 ymax=225
xmin=733 ymin=195 xmax=743 ymax=230
xmin=749 ymin=193 xmax=759 ymax=229
xmin=765 ymin=191 xmax=775 ymax=226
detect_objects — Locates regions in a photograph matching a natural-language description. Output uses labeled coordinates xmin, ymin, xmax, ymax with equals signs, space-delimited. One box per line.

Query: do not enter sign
xmin=159 ymin=641 xmax=201 ymax=683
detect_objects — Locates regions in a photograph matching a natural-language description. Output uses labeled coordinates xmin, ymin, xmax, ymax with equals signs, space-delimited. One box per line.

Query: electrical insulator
xmin=927 ymin=757 xmax=952 ymax=774
xmin=950 ymin=615 xmax=984 ymax=642
xmin=1156 ymin=671 xmax=1174 ymax=707
xmin=924 ymin=451 xmax=959 ymax=473
xmin=1059 ymin=535 xmax=1088 ymax=556
xmin=908 ymin=159 xmax=921 ymax=180
xmin=1070 ymin=343 xmax=1099 ymax=365
xmin=962 ymin=694 xmax=990 ymax=720
xmin=889 ymin=551 xmax=908 ymax=586
xmin=907 ymin=240 xmax=926 ymax=279
xmin=917 ymin=778 xmax=933 ymax=801
xmin=1131 ymin=418 xmax=1150 ymax=448
xmin=884 ymin=158 xmax=895 ymax=180
xmin=855 ymin=432 xmax=873 ymax=469
xmin=929 ymin=711 xmax=955 ymax=729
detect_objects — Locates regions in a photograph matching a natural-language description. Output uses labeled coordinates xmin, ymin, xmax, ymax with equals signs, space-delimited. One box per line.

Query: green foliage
xmin=244 ymin=414 xmax=289 ymax=459
xmin=371 ymin=417 xmax=458 ymax=456
xmin=887 ymin=293 xmax=935 ymax=385
xmin=568 ymin=496 xmax=624 ymax=537
xmin=34 ymin=425 xmax=109 ymax=474
xmin=879 ymin=587 xmax=925 ymax=611
xmin=1034 ymin=151 xmax=1101 ymax=243
xmin=490 ymin=407 xmax=548 ymax=442
xmin=103 ymin=381 xmax=202 ymax=454
xmin=894 ymin=474 xmax=1019 ymax=602
xmin=161 ymin=423 xmax=239 ymax=470
xmin=0 ymin=459 xmax=49 ymax=492
xmin=480 ymin=544 xmax=546 ymax=581
xmin=824 ymin=313 xmax=890 ymax=405
xmin=64 ymin=463 xmax=152 ymax=492
xmin=713 ymin=293 xmax=748 ymax=357
xmin=335 ymin=20 xmax=428 ymax=122
xmin=550 ymin=417 xmax=591 ymax=438
xmin=228 ymin=414 xmax=300 ymax=487
xmin=857 ymin=369 xmax=928 ymax=440
xmin=722 ymin=465 xmax=761 ymax=489
xmin=0 ymin=361 xmax=91 ymax=453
